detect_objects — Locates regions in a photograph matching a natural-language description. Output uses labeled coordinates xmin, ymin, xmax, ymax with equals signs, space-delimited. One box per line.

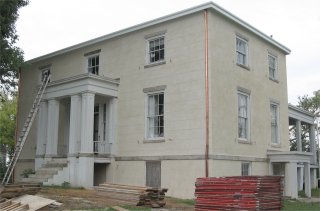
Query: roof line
xmin=26 ymin=1 xmax=290 ymax=64
xmin=288 ymin=104 xmax=315 ymax=118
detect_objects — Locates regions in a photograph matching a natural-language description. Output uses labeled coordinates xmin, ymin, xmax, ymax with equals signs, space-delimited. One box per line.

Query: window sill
xmin=144 ymin=61 xmax=166 ymax=69
xmin=237 ymin=138 xmax=252 ymax=144
xmin=269 ymin=77 xmax=279 ymax=83
xmin=143 ymin=138 xmax=165 ymax=143
xmin=236 ymin=63 xmax=250 ymax=71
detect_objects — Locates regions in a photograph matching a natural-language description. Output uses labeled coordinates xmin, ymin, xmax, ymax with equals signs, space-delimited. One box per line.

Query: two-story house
xmin=15 ymin=2 xmax=318 ymax=199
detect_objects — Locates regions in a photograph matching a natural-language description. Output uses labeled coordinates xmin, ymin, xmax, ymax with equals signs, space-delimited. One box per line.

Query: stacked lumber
xmin=0 ymin=184 xmax=42 ymax=199
xmin=0 ymin=198 xmax=29 ymax=211
xmin=195 ymin=176 xmax=283 ymax=211
xmin=95 ymin=183 xmax=168 ymax=208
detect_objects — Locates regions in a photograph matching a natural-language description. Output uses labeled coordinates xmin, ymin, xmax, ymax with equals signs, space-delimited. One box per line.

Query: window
xmin=147 ymin=36 xmax=165 ymax=64
xmin=268 ymin=54 xmax=278 ymax=80
xmin=147 ymin=92 xmax=164 ymax=139
xmin=238 ymin=92 xmax=249 ymax=140
xmin=270 ymin=103 xmax=279 ymax=144
xmin=236 ymin=36 xmax=248 ymax=66
xmin=241 ymin=162 xmax=251 ymax=176
xmin=41 ymin=69 xmax=50 ymax=82
xmin=88 ymin=55 xmax=99 ymax=75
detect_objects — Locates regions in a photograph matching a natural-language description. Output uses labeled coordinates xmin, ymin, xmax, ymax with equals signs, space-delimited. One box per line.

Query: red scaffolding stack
xmin=195 ymin=176 xmax=284 ymax=211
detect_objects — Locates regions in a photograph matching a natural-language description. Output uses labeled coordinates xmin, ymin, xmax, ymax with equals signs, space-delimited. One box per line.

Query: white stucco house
xmin=15 ymin=2 xmax=318 ymax=199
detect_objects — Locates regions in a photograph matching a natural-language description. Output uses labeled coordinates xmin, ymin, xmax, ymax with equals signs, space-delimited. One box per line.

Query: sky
xmin=15 ymin=0 xmax=320 ymax=104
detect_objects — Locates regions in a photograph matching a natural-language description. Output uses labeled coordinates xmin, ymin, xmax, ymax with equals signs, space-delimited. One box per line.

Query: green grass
xmin=282 ymin=200 xmax=320 ymax=210
xmin=311 ymin=188 xmax=320 ymax=197
xmin=166 ymin=196 xmax=196 ymax=206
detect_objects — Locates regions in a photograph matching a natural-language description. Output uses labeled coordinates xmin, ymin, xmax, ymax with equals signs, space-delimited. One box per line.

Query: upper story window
xmin=270 ymin=103 xmax=280 ymax=144
xmin=147 ymin=36 xmax=165 ymax=64
xmin=268 ymin=53 xmax=278 ymax=80
xmin=147 ymin=92 xmax=164 ymax=139
xmin=88 ymin=55 xmax=99 ymax=75
xmin=236 ymin=36 xmax=248 ymax=67
xmin=238 ymin=91 xmax=250 ymax=140
xmin=41 ymin=69 xmax=50 ymax=82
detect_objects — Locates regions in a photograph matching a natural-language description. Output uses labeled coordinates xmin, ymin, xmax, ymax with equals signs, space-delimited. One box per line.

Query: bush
xmin=20 ymin=168 xmax=35 ymax=178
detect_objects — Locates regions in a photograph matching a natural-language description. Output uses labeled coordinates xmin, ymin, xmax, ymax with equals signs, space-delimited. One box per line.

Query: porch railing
xmin=93 ymin=141 xmax=111 ymax=154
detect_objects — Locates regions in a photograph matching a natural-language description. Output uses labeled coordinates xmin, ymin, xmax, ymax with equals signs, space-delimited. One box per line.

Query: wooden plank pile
xmin=95 ymin=183 xmax=168 ymax=208
xmin=195 ymin=176 xmax=284 ymax=211
xmin=0 ymin=184 xmax=42 ymax=199
xmin=0 ymin=198 xmax=29 ymax=211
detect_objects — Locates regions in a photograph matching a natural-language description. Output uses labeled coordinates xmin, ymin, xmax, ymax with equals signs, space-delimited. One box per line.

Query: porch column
xmin=45 ymin=98 xmax=60 ymax=158
xmin=311 ymin=168 xmax=317 ymax=189
xmin=78 ymin=92 xmax=95 ymax=188
xmin=304 ymin=162 xmax=311 ymax=197
xmin=309 ymin=124 xmax=317 ymax=164
xmin=297 ymin=167 xmax=304 ymax=191
xmin=68 ymin=95 xmax=81 ymax=186
xmin=35 ymin=100 xmax=48 ymax=170
xmin=295 ymin=120 xmax=302 ymax=151
xmin=69 ymin=95 xmax=82 ymax=154
xmin=285 ymin=162 xmax=298 ymax=198
xmin=109 ymin=97 xmax=118 ymax=154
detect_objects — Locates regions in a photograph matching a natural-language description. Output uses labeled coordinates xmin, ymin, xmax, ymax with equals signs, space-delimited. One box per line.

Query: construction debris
xmin=0 ymin=198 xmax=29 ymax=211
xmin=195 ymin=176 xmax=284 ymax=211
xmin=0 ymin=184 xmax=42 ymax=199
xmin=95 ymin=183 xmax=168 ymax=208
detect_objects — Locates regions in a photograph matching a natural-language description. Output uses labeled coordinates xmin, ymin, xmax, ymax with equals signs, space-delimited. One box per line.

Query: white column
xmin=310 ymin=124 xmax=317 ymax=164
xmin=78 ymin=92 xmax=95 ymax=188
xmin=108 ymin=97 xmax=118 ymax=154
xmin=45 ymin=99 xmax=60 ymax=158
xmin=297 ymin=167 xmax=304 ymax=191
xmin=311 ymin=168 xmax=317 ymax=189
xmin=68 ymin=95 xmax=81 ymax=187
xmin=304 ymin=162 xmax=311 ymax=197
xmin=69 ymin=95 xmax=82 ymax=154
xmin=285 ymin=162 xmax=298 ymax=199
xmin=80 ymin=92 xmax=95 ymax=153
xmin=35 ymin=100 xmax=48 ymax=169
xmin=296 ymin=120 xmax=302 ymax=151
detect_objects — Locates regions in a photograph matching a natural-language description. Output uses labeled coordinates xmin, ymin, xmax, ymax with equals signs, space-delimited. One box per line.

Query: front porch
xmin=34 ymin=73 xmax=119 ymax=187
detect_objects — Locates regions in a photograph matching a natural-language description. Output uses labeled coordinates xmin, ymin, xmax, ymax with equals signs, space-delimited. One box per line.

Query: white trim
xmin=237 ymin=90 xmax=251 ymax=142
xmin=236 ymin=35 xmax=249 ymax=67
xmin=145 ymin=35 xmax=165 ymax=65
xmin=270 ymin=101 xmax=280 ymax=145
xmin=26 ymin=2 xmax=290 ymax=64
xmin=268 ymin=53 xmax=278 ymax=81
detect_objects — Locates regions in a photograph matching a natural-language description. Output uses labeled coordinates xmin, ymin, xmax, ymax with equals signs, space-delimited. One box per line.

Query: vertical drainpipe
xmin=13 ymin=67 xmax=22 ymax=183
xmin=204 ymin=9 xmax=209 ymax=178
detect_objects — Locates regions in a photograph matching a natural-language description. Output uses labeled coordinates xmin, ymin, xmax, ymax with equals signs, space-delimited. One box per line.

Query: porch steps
xmin=21 ymin=159 xmax=68 ymax=184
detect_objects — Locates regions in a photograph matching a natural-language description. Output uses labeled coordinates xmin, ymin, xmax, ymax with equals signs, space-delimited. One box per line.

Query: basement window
xmin=241 ymin=162 xmax=251 ymax=176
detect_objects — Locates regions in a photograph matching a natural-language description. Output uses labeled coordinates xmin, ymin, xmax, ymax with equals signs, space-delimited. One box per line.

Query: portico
xmin=35 ymin=73 xmax=119 ymax=187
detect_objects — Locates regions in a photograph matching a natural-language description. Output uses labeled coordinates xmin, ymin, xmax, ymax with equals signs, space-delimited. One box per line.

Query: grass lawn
xmin=282 ymin=200 xmax=320 ymax=210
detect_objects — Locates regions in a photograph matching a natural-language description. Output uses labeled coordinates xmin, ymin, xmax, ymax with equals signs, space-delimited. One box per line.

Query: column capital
xmin=81 ymin=91 xmax=95 ymax=96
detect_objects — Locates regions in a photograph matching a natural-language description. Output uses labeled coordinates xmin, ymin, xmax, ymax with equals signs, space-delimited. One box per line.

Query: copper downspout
xmin=204 ymin=10 xmax=209 ymax=177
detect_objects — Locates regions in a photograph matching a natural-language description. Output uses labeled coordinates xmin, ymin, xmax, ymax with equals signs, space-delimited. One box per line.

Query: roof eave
xmin=25 ymin=1 xmax=290 ymax=64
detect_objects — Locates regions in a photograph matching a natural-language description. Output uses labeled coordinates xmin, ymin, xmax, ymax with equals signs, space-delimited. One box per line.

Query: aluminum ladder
xmin=1 ymin=74 xmax=51 ymax=185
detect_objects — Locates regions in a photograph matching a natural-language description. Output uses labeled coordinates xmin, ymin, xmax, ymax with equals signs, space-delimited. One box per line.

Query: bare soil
xmin=36 ymin=187 xmax=194 ymax=210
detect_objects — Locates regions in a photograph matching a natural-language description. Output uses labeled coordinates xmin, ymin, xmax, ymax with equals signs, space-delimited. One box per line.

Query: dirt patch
xmin=36 ymin=187 xmax=194 ymax=210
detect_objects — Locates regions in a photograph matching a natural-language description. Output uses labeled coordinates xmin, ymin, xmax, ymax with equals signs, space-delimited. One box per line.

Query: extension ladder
xmin=1 ymin=74 xmax=51 ymax=185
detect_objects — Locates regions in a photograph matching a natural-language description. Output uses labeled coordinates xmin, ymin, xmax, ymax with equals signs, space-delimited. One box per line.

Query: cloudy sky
xmin=15 ymin=0 xmax=320 ymax=104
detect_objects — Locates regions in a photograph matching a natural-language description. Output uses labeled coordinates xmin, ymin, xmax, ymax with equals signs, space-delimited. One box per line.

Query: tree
xmin=0 ymin=0 xmax=29 ymax=98
xmin=0 ymin=96 xmax=17 ymax=179
xmin=289 ymin=90 xmax=320 ymax=152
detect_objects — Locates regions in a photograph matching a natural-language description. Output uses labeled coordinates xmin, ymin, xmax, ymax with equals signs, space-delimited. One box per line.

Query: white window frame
xmin=236 ymin=36 xmax=249 ymax=67
xmin=145 ymin=91 xmax=165 ymax=140
xmin=237 ymin=90 xmax=250 ymax=141
xmin=41 ymin=68 xmax=50 ymax=82
xmin=241 ymin=162 xmax=251 ymax=176
xmin=146 ymin=36 xmax=165 ymax=64
xmin=270 ymin=102 xmax=280 ymax=145
xmin=87 ymin=54 xmax=100 ymax=75
xmin=268 ymin=53 xmax=278 ymax=81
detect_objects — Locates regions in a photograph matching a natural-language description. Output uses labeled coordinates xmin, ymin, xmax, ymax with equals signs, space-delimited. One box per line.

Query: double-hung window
xmin=241 ymin=162 xmax=251 ymax=176
xmin=268 ymin=54 xmax=278 ymax=80
xmin=88 ymin=55 xmax=99 ymax=75
xmin=270 ymin=103 xmax=279 ymax=144
xmin=147 ymin=36 xmax=165 ymax=64
xmin=147 ymin=92 xmax=164 ymax=139
xmin=238 ymin=91 xmax=249 ymax=140
xmin=236 ymin=36 xmax=248 ymax=66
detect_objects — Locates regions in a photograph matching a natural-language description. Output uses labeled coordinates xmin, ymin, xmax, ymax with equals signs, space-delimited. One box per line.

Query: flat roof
xmin=26 ymin=1 xmax=291 ymax=64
